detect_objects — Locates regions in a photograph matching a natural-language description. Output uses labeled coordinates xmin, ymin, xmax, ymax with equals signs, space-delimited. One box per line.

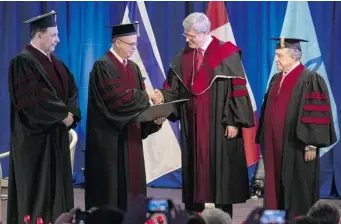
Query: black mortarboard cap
xmin=270 ymin=37 xmax=308 ymax=52
xmin=107 ymin=22 xmax=139 ymax=38
xmin=23 ymin=10 xmax=57 ymax=32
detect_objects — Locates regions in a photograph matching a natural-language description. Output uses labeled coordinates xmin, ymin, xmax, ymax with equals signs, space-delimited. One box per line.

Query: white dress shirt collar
xmin=30 ymin=42 xmax=51 ymax=59
xmin=199 ymin=35 xmax=213 ymax=55
xmin=110 ymin=47 xmax=126 ymax=64
xmin=283 ymin=61 xmax=300 ymax=76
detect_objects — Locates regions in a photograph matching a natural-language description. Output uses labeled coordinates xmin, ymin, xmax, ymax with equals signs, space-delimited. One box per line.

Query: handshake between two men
xmin=147 ymin=89 xmax=166 ymax=125
xmin=146 ymin=88 xmax=239 ymax=138
xmin=148 ymin=89 xmax=164 ymax=105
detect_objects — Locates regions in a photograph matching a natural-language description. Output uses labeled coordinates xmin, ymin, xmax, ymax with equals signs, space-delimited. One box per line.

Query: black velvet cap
xmin=23 ymin=10 xmax=57 ymax=32
xmin=270 ymin=37 xmax=308 ymax=52
xmin=107 ymin=22 xmax=139 ymax=38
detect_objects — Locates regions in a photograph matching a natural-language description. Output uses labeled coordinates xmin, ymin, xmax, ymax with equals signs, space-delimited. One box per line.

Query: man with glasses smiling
xmin=85 ymin=22 xmax=164 ymax=212
xmin=151 ymin=12 xmax=255 ymax=218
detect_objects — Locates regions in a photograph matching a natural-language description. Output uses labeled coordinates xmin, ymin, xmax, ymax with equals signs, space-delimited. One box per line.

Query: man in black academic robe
xmin=256 ymin=37 xmax=337 ymax=217
xmin=85 ymin=22 xmax=163 ymax=212
xmin=152 ymin=13 xmax=255 ymax=217
xmin=7 ymin=11 xmax=81 ymax=224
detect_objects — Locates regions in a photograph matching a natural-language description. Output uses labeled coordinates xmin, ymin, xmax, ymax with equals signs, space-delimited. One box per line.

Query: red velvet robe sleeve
xmin=296 ymin=73 xmax=337 ymax=147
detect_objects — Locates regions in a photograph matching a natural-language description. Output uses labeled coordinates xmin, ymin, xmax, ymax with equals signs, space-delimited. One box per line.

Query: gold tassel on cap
xmin=280 ymin=36 xmax=285 ymax=48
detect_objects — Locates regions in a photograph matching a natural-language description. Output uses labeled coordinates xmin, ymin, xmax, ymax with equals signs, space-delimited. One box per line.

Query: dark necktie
xmin=122 ymin=59 xmax=127 ymax=67
xmin=196 ymin=48 xmax=204 ymax=74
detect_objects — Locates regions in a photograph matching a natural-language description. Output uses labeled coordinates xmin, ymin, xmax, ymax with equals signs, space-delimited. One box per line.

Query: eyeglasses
xmin=118 ymin=39 xmax=138 ymax=47
xmin=182 ymin=32 xmax=203 ymax=40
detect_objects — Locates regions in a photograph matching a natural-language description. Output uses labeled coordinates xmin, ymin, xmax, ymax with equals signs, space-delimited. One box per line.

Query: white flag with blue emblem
xmin=122 ymin=1 xmax=182 ymax=183
xmin=269 ymin=1 xmax=340 ymax=156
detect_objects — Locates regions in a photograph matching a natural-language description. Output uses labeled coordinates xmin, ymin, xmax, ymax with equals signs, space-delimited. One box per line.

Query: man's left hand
xmin=304 ymin=146 xmax=317 ymax=162
xmin=225 ymin=126 xmax=238 ymax=139
xmin=154 ymin=117 xmax=166 ymax=125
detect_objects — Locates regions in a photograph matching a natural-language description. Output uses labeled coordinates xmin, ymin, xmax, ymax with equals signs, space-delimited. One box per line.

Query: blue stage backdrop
xmin=0 ymin=1 xmax=340 ymax=198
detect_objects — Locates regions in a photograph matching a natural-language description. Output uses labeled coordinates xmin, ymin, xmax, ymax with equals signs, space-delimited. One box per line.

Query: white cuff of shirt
xmin=306 ymin=145 xmax=317 ymax=151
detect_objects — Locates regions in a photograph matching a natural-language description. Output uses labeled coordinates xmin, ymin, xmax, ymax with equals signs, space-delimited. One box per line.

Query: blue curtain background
xmin=0 ymin=1 xmax=340 ymax=198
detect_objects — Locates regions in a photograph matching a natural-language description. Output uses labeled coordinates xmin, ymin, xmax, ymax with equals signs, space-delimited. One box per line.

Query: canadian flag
xmin=206 ymin=1 xmax=260 ymax=166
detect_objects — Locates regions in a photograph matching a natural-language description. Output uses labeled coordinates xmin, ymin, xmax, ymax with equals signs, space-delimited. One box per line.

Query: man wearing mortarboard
xmin=84 ymin=22 xmax=163 ymax=211
xmin=256 ymin=37 xmax=337 ymax=216
xmin=7 ymin=10 xmax=81 ymax=224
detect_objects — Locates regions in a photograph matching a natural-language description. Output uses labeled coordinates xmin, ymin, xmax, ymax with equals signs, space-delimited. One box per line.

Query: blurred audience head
xmin=85 ymin=205 xmax=125 ymax=224
xmin=295 ymin=216 xmax=319 ymax=224
xmin=201 ymin=208 xmax=232 ymax=224
xmin=308 ymin=201 xmax=340 ymax=224
xmin=187 ymin=213 xmax=206 ymax=224
xmin=245 ymin=207 xmax=265 ymax=224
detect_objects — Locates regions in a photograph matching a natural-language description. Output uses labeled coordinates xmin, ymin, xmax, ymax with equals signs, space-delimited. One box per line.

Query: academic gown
xmin=7 ymin=45 xmax=81 ymax=224
xmin=84 ymin=51 xmax=161 ymax=212
xmin=256 ymin=64 xmax=337 ymax=217
xmin=161 ymin=37 xmax=255 ymax=205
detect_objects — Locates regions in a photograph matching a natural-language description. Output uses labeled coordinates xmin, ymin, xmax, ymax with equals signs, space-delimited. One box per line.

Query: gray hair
xmin=183 ymin=12 xmax=211 ymax=34
xmin=286 ymin=48 xmax=302 ymax=61
xmin=201 ymin=208 xmax=232 ymax=224
xmin=30 ymin=28 xmax=48 ymax=40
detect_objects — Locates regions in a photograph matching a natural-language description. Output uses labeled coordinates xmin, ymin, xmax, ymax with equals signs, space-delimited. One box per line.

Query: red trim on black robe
xmin=263 ymin=63 xmax=304 ymax=209
xmin=181 ymin=37 xmax=240 ymax=202
xmin=25 ymin=45 xmax=68 ymax=102
xmin=106 ymin=51 xmax=143 ymax=197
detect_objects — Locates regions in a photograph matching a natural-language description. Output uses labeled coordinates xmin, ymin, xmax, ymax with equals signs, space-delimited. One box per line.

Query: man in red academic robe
xmin=85 ymin=22 xmax=164 ymax=212
xmin=256 ymin=37 xmax=337 ymax=217
xmin=7 ymin=11 xmax=81 ymax=224
xmin=152 ymin=12 xmax=255 ymax=217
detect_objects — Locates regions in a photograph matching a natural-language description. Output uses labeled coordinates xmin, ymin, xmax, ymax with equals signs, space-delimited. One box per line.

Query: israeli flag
xmin=122 ymin=1 xmax=182 ymax=184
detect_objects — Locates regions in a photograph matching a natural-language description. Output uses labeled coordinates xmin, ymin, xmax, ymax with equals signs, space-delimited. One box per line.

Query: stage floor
xmin=1 ymin=188 xmax=341 ymax=224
